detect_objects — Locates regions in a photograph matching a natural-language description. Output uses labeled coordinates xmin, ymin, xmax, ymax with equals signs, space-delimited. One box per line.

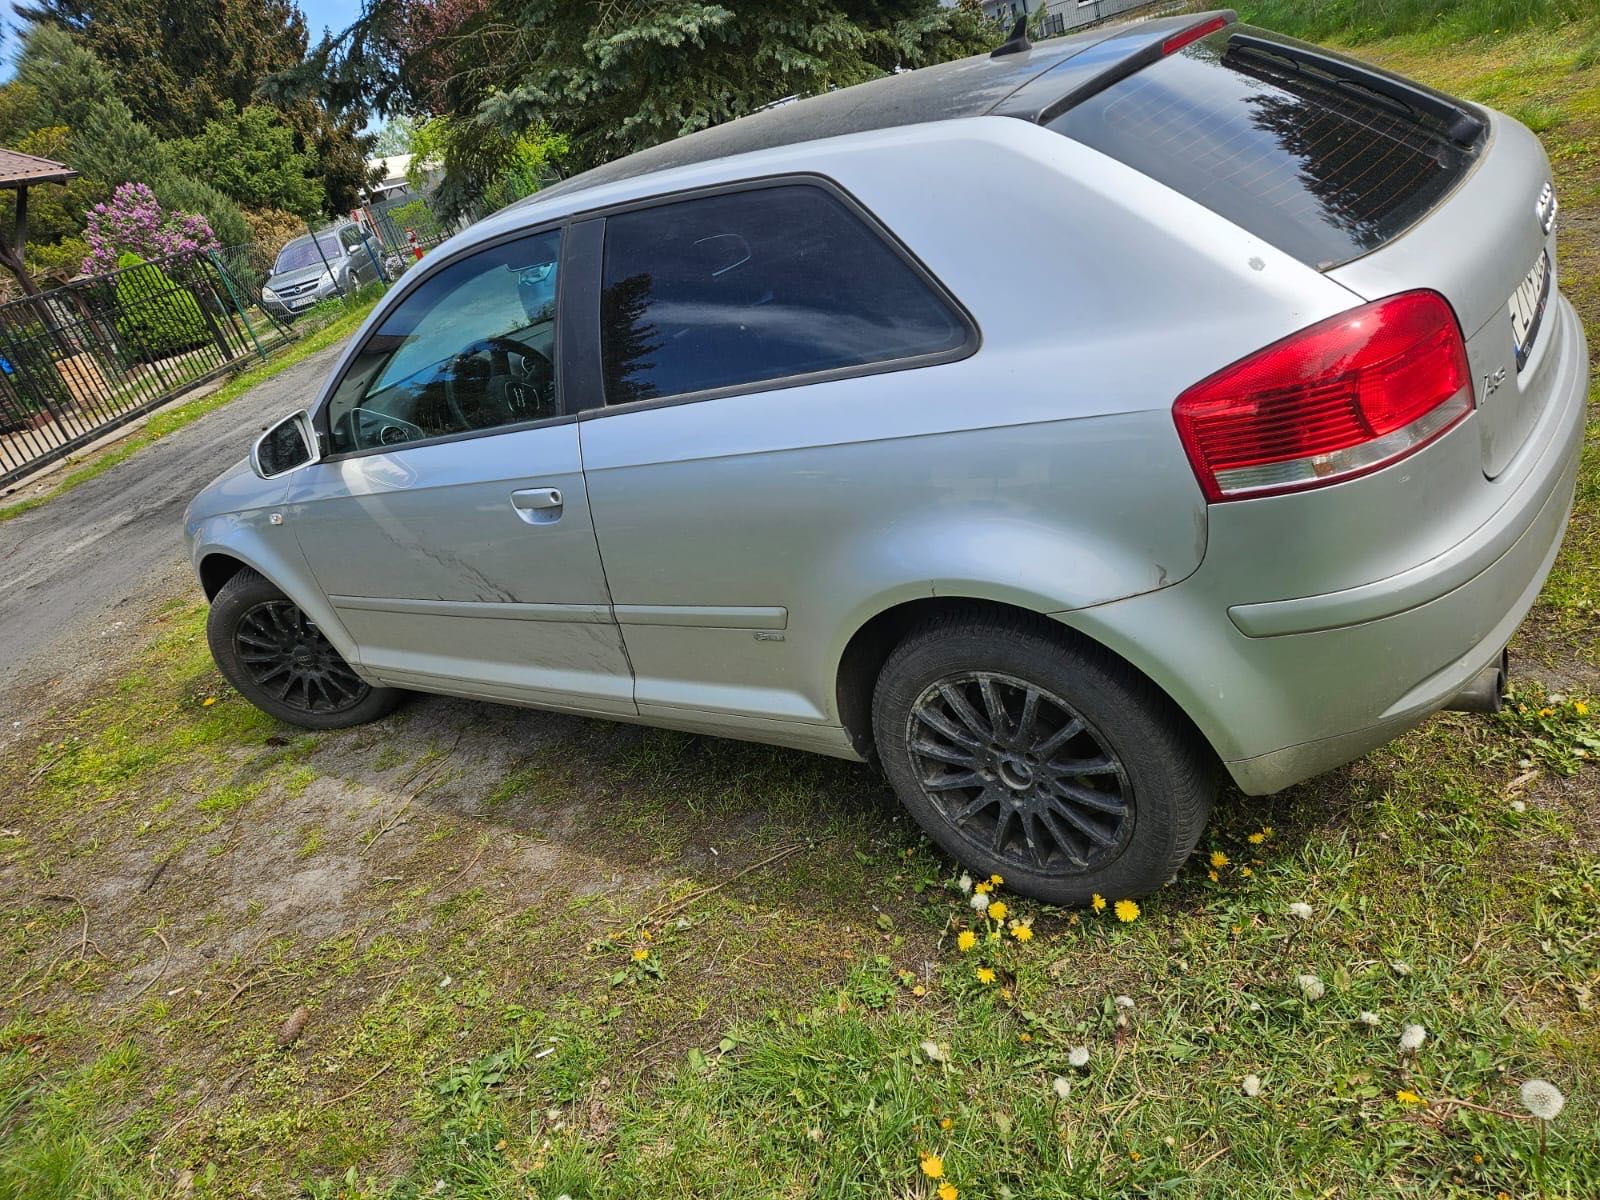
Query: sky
xmin=298 ymin=0 xmax=366 ymax=43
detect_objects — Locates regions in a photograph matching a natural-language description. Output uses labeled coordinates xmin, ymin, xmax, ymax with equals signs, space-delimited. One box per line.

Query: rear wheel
xmin=207 ymin=569 xmax=403 ymax=729
xmin=871 ymin=610 xmax=1214 ymax=905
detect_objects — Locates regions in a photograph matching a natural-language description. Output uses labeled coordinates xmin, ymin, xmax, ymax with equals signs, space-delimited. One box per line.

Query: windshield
xmin=275 ymin=234 xmax=345 ymax=274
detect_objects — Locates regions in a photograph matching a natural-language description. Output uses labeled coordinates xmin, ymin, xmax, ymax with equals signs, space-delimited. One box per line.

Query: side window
xmin=599 ymin=184 xmax=968 ymax=406
xmin=339 ymin=226 xmax=363 ymax=251
xmin=324 ymin=229 xmax=562 ymax=453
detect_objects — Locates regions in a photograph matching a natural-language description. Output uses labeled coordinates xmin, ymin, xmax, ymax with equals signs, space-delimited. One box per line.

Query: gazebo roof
xmin=0 ymin=147 xmax=78 ymax=188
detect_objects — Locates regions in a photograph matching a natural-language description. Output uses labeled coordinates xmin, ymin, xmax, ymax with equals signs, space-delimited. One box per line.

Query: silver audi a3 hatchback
xmin=184 ymin=11 xmax=1587 ymax=903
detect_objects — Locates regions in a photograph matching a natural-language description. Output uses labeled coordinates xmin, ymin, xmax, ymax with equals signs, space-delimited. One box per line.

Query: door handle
xmin=510 ymin=487 xmax=564 ymax=524
xmin=511 ymin=487 xmax=563 ymax=511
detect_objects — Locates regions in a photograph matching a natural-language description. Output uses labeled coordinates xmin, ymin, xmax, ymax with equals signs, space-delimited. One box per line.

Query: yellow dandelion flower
xmin=912 ymin=985 xmax=927 ymax=996
xmin=976 ymin=966 xmax=996 ymax=985
xmin=640 ymin=929 xmax=652 ymax=941
xmin=1247 ymin=831 xmax=1264 ymax=845
xmin=1261 ymin=826 xmax=1273 ymax=837
xmin=201 ymin=697 xmax=217 ymax=707
xmin=989 ymin=874 xmax=1003 ymax=886
xmin=1012 ymin=923 xmax=1034 ymax=942
xmin=919 ymin=1152 xmax=944 ymax=1179
xmin=1395 ymin=1090 xmax=1426 ymax=1106
xmin=987 ymin=900 xmax=1008 ymax=921
xmin=1209 ymin=850 xmax=1229 ymax=869
xmin=632 ymin=947 xmax=649 ymax=962
xmin=957 ymin=930 xmax=977 ymax=952
xmin=1114 ymin=898 xmax=1140 ymax=923
xmin=1129 ymin=1149 xmax=1141 ymax=1162
xmin=938 ymin=1185 xmax=959 ymax=1200
xmin=1240 ymin=867 xmax=1253 ymax=877
xmin=1091 ymin=894 xmax=1106 ymax=912
xmin=1067 ymin=913 xmax=1080 ymax=925
xmin=1539 ymin=707 xmax=1555 ymax=718
xmin=974 ymin=881 xmax=992 ymax=896
xmin=1207 ymin=870 xmax=1219 ymax=883
xmin=939 ymin=1117 xmax=953 ymax=1130
xmin=1576 ymin=701 xmax=1590 ymax=716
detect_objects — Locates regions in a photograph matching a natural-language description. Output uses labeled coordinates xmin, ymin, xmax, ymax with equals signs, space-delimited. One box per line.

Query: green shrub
xmin=112 ymin=252 xmax=211 ymax=362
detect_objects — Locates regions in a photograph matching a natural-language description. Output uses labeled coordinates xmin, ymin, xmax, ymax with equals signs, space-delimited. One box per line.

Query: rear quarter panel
xmin=577 ymin=118 xmax=1364 ymax=728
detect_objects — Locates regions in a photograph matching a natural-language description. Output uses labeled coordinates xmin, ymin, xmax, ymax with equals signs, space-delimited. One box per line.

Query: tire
xmin=207 ymin=569 xmax=404 ymax=730
xmin=871 ymin=609 xmax=1214 ymax=905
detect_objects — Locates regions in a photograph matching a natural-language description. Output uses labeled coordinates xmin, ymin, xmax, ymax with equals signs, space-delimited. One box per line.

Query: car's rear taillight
xmin=1173 ymin=290 xmax=1473 ymax=502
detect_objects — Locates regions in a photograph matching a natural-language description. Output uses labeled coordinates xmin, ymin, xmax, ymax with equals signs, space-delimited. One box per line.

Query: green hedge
xmin=113 ymin=252 xmax=212 ymax=363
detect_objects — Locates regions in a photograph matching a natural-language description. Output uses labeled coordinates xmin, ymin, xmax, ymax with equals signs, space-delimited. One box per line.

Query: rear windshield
xmin=1047 ymin=31 xmax=1478 ymax=269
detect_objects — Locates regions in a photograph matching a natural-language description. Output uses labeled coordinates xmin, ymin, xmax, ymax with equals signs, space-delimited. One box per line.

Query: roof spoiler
xmin=991 ymin=11 xmax=1237 ymax=124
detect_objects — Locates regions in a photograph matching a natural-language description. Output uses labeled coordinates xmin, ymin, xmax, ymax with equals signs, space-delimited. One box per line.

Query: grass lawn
xmin=3 ymin=19 xmax=1598 ymax=1200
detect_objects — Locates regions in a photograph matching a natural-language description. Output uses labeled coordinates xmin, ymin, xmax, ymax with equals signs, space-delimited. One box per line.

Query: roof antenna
xmin=991 ymin=15 xmax=1031 ymax=58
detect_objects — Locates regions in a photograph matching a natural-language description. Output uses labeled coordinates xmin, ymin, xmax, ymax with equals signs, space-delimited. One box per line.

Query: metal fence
xmin=0 ymin=247 xmax=288 ymax=490
xmin=0 ymin=176 xmax=555 ymax=491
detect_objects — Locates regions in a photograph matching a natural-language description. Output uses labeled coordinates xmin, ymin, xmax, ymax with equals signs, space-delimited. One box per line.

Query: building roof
xmin=0 ymin=147 xmax=79 ymax=188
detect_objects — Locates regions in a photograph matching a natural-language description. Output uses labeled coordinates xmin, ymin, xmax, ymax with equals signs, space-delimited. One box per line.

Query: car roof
xmin=525 ymin=16 xmax=1184 ymax=208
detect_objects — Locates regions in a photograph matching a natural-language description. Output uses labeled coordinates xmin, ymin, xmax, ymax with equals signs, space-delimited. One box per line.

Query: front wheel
xmin=872 ymin=610 xmax=1214 ymax=905
xmin=207 ymin=569 xmax=404 ymax=729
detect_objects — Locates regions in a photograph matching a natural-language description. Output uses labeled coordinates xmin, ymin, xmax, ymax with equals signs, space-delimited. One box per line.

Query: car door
xmin=575 ymin=181 xmax=977 ymax=733
xmin=284 ymin=225 xmax=637 ymax=716
xmin=338 ymin=225 xmax=374 ymax=286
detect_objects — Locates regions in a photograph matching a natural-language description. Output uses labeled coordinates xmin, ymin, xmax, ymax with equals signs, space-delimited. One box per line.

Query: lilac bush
xmin=80 ymin=182 xmax=220 ymax=276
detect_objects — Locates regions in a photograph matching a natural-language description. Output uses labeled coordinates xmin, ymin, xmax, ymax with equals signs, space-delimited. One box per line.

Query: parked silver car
xmin=261 ymin=223 xmax=389 ymax=320
xmin=184 ymin=13 xmax=1587 ymax=902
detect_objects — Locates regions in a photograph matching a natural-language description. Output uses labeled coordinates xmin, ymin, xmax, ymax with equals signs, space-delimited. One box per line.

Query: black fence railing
xmin=1 ymin=180 xmax=553 ymax=492
xmin=0 ymin=247 xmax=289 ymax=490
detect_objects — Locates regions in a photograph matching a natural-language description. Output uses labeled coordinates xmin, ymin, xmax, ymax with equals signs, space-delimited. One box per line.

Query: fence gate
xmin=0 ymin=248 xmax=288 ymax=491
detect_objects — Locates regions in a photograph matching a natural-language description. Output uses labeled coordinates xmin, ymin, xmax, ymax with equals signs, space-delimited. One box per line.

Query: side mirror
xmin=251 ymin=410 xmax=320 ymax=479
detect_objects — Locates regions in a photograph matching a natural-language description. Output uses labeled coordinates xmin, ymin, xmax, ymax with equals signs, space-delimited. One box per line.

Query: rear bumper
xmin=1056 ymin=295 xmax=1588 ymax=794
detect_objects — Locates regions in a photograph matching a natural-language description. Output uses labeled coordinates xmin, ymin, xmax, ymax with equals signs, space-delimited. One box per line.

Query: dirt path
xmin=0 ymin=344 xmax=348 ymax=750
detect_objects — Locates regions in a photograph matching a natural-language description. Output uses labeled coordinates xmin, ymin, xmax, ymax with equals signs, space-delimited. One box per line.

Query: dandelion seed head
xmin=1067 ymin=1045 xmax=1090 ymax=1068
xmin=958 ymin=872 xmax=973 ymax=894
xmin=1052 ymin=1075 xmax=1072 ymax=1099
xmin=1114 ymin=994 xmax=1135 ymax=1010
xmin=1358 ymin=1011 xmax=1381 ymax=1028
xmin=1519 ymin=1079 xmax=1565 ymax=1120
xmin=1296 ymin=973 xmax=1325 ymax=1001
xmin=1399 ymin=1024 xmax=1427 ymax=1052
xmin=1288 ymin=902 xmax=1313 ymax=919
xmin=1241 ymin=1073 xmax=1261 ymax=1097
xmin=969 ymin=891 xmax=991 ymax=912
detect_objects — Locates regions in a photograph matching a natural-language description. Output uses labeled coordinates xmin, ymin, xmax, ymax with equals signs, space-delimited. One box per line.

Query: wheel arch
xmin=191 ymin=534 xmax=362 ymax=667
xmin=199 ymin=551 xmax=251 ymax=600
xmin=833 ymin=594 xmax=1215 ymax=767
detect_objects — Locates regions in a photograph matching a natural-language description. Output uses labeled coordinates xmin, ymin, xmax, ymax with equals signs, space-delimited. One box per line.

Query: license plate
xmin=1508 ymin=250 xmax=1551 ymax=372
xmin=290 ymin=295 xmax=316 ymax=309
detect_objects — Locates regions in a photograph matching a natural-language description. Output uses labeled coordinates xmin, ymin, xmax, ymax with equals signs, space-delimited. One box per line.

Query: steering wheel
xmin=442 ymin=336 xmax=555 ymax=431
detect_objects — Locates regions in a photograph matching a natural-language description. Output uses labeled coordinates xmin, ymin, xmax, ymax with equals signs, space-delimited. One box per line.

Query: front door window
xmin=325 ymin=229 xmax=563 ymax=452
